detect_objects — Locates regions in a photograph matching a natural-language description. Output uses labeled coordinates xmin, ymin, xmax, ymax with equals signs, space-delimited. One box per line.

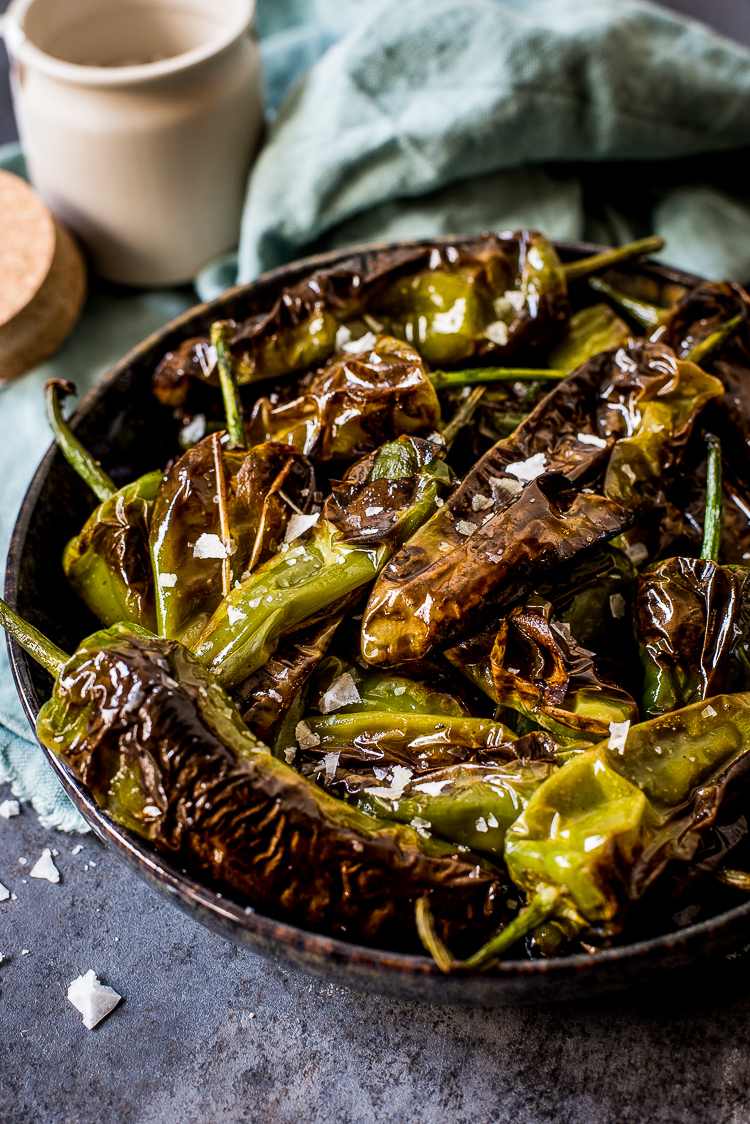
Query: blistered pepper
xmin=418 ymin=692 xmax=750 ymax=970
xmin=362 ymin=339 xmax=721 ymax=666
xmin=636 ymin=435 xmax=750 ymax=718
xmin=244 ymin=334 xmax=441 ymax=461
xmin=0 ymin=599 xmax=506 ymax=954
xmin=192 ymin=435 xmax=452 ymax=688
xmin=46 ymin=380 xmax=159 ymax=631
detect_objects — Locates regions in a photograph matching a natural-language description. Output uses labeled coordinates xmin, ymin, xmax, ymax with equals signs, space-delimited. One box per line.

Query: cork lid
xmin=0 ymin=169 xmax=87 ymax=383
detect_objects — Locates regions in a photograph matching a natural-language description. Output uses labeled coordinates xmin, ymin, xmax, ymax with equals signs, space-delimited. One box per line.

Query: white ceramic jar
xmin=2 ymin=0 xmax=263 ymax=286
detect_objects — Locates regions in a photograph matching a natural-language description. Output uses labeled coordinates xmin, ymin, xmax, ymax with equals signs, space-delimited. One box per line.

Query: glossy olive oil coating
xmin=36 ymin=625 xmax=506 ymax=953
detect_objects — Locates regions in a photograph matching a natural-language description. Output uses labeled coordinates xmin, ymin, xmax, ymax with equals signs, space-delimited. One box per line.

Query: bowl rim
xmin=6 ymin=232 xmax=750 ymax=1004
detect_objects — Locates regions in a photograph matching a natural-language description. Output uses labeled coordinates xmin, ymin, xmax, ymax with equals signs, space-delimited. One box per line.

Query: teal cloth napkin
xmin=231 ymin=0 xmax=750 ymax=293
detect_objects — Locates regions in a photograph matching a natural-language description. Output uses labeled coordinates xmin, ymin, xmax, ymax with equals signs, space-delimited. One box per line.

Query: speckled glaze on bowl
xmin=7 ymin=235 xmax=750 ymax=1005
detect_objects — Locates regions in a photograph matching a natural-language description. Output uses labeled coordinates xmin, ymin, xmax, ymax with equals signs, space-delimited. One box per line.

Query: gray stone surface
xmin=3 ymin=781 xmax=750 ymax=1124
xmin=4 ymin=2 xmax=750 ymax=1121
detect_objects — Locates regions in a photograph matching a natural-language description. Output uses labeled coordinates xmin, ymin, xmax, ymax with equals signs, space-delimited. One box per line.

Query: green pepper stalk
xmin=0 ymin=597 xmax=507 ymax=953
xmin=587 ymin=275 xmax=665 ymax=331
xmin=561 ymin=236 xmax=665 ymax=282
xmin=0 ymin=597 xmax=68 ymax=678
xmin=46 ymin=380 xmax=160 ymax=631
xmin=429 ymin=368 xmax=567 ymax=390
xmin=210 ymin=321 xmax=246 ymax=450
xmin=193 ymin=435 xmax=452 ymax=689
xmin=45 ymin=380 xmax=117 ymax=503
xmin=700 ymin=433 xmax=723 ymax=562
xmin=684 ymin=313 xmax=744 ymax=367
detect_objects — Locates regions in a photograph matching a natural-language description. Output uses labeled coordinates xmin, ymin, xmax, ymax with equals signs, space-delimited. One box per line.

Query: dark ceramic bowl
xmin=7 ymin=235 xmax=750 ymax=1005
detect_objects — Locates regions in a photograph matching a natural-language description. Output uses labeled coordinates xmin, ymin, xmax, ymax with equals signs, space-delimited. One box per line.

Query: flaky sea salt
xmin=193 ymin=533 xmax=228 ymax=560
xmin=284 ymin=512 xmax=319 ymax=543
xmin=505 ymin=452 xmax=547 ymax=482
xmin=608 ymin=719 xmax=630 ymax=755
xmin=0 ymin=799 xmax=20 ymax=818
xmin=365 ymin=766 xmax=413 ymax=802
xmin=30 ymin=849 xmax=60 ymax=884
xmin=67 ymin=970 xmax=122 ymax=1030
xmin=158 ymin=572 xmax=178 ymax=588
xmin=702 ymin=705 xmax=717 ymax=718
xmin=475 ymin=817 xmax=489 ymax=833
xmin=295 ymin=721 xmax=321 ymax=750
xmin=471 ymin=494 xmax=493 ymax=512
xmin=413 ymin=780 xmax=450 ymax=796
xmin=341 ymin=331 xmax=378 ymax=354
xmin=319 ymin=673 xmax=361 ymax=714
xmin=0 ymin=882 xmax=10 ymax=902
xmin=455 ymin=520 xmax=477 ymax=536
xmin=609 ymin=594 xmax=626 ymax=619
xmin=181 ymin=413 xmax=206 ymax=445
xmin=322 ymin=751 xmax=340 ymax=784
xmin=283 ymin=748 xmax=297 ymax=765
xmin=365 ymin=506 xmax=383 ymax=517
xmin=227 ymin=605 xmax=246 ymax=626
xmin=577 ymin=433 xmax=607 ymax=448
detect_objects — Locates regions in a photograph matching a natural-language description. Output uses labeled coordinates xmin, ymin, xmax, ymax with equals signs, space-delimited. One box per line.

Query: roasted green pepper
xmin=362 ymin=340 xmax=720 ymax=665
xmin=193 ymin=435 xmax=451 ymax=688
xmin=0 ymin=597 xmax=506 ymax=955
xmin=46 ymin=380 xmax=159 ymax=631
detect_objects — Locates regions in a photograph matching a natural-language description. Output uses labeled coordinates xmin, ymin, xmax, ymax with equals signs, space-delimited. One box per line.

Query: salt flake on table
xmin=193 ymin=533 xmax=228 ymax=559
xmin=608 ymin=719 xmax=630 ymax=754
xmin=0 ymin=882 xmax=10 ymax=901
xmin=71 ymin=845 xmax=83 ymax=856
xmin=30 ymin=848 xmax=60 ymax=883
xmin=284 ymin=512 xmax=319 ymax=543
xmin=505 ymin=452 xmax=547 ymax=482
xmin=67 ymin=970 xmax=122 ymax=1029
xmin=0 ymin=799 xmax=20 ymax=818
xmin=319 ymin=673 xmax=361 ymax=714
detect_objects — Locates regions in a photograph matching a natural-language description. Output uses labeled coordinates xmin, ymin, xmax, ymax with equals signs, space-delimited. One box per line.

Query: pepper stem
xmin=587 ymin=276 xmax=664 ymax=331
xmin=44 ymin=380 xmax=117 ymax=503
xmin=700 ymin=433 xmax=723 ymax=563
xmin=562 ymin=236 xmax=665 ymax=282
xmin=686 ymin=313 xmax=744 ymax=366
xmin=416 ymin=885 xmax=563 ymax=973
xmin=463 ymin=885 xmax=563 ymax=970
xmin=415 ymin=897 xmax=457 ymax=973
xmin=211 ymin=321 xmax=246 ymax=450
xmin=430 ymin=368 xmax=567 ymax=390
xmin=441 ymin=386 xmax=486 ymax=449
xmin=0 ymin=596 xmax=69 ymax=679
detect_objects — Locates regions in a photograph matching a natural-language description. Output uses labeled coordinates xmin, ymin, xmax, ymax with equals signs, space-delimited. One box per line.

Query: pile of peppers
xmin=7 ymin=230 xmax=750 ymax=972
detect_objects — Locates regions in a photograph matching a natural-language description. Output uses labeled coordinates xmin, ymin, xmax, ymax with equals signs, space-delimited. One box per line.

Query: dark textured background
xmin=4 ymin=3 xmax=750 ymax=1122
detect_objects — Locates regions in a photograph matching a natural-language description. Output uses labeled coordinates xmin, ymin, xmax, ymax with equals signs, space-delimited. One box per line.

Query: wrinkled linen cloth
xmin=4 ymin=0 xmax=750 ymax=829
xmin=227 ymin=0 xmax=750 ymax=294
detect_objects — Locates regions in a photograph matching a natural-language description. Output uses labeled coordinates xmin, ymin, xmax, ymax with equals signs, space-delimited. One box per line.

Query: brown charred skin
xmin=151 ymin=234 xmax=570 ymax=404
xmin=234 ymin=612 xmax=345 ymax=741
xmin=43 ymin=630 xmax=505 ymax=953
xmin=361 ymin=340 xmax=720 ymax=666
xmin=245 ymin=336 xmax=441 ymax=462
xmin=150 ymin=438 xmax=314 ymax=641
